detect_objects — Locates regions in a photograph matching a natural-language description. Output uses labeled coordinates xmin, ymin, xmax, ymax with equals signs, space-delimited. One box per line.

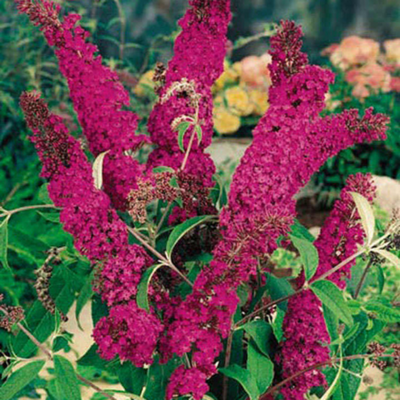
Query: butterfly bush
xmin=19 ymin=91 xmax=163 ymax=367
xmin=278 ymin=173 xmax=376 ymax=400
xmin=16 ymin=1 xmax=391 ymax=400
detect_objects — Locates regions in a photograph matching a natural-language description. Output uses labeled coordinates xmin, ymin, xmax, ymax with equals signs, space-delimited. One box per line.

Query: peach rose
xmin=346 ymin=62 xmax=391 ymax=98
xmin=390 ymin=76 xmax=400 ymax=92
xmin=240 ymin=53 xmax=272 ymax=88
xmin=330 ymin=36 xmax=379 ymax=69
xmin=384 ymin=39 xmax=400 ymax=65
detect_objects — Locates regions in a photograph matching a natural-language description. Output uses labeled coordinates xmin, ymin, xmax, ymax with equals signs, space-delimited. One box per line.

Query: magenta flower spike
xmin=16 ymin=0 xmax=149 ymax=211
xmin=279 ymin=173 xmax=377 ymax=399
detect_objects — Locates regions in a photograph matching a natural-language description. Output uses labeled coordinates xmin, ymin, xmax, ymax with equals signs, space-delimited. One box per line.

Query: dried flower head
xmin=0 ymin=295 xmax=25 ymax=332
xmin=368 ymin=342 xmax=388 ymax=370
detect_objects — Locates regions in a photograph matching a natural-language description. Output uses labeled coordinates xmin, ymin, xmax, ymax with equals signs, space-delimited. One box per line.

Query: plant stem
xmin=77 ymin=375 xmax=117 ymax=400
xmin=234 ymin=291 xmax=301 ymax=328
xmin=222 ymin=326 xmax=234 ymax=400
xmin=0 ymin=307 xmax=53 ymax=360
xmin=113 ymin=0 xmax=126 ymax=60
xmin=354 ymin=259 xmax=373 ymax=299
xmin=127 ymin=226 xmax=193 ymax=287
xmin=235 ymin=247 xmax=367 ymax=328
xmin=180 ymin=127 xmax=197 ymax=172
xmin=155 ymin=201 xmax=173 ymax=237
xmin=0 ymin=307 xmax=118 ymax=400
xmin=258 ymin=353 xmax=396 ymax=400
xmin=0 ymin=204 xmax=57 ymax=219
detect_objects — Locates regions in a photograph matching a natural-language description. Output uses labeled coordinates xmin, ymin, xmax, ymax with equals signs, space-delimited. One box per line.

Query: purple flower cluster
xmin=16 ymin=0 xmax=149 ymax=210
xmin=20 ymin=91 xmax=162 ymax=368
xmin=162 ymin=22 xmax=388 ymax=399
xmin=93 ymin=301 xmax=163 ymax=367
xmin=279 ymin=174 xmax=376 ymax=400
xmin=147 ymin=0 xmax=231 ymax=220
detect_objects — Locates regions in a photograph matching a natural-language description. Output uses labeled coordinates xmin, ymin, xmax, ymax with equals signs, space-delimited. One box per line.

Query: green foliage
xmin=0 ymin=360 xmax=45 ymax=400
xmin=311 ymin=280 xmax=353 ymax=327
xmin=289 ymin=234 xmax=319 ymax=281
xmin=53 ymin=355 xmax=82 ymax=400
xmin=136 ymin=264 xmax=163 ymax=311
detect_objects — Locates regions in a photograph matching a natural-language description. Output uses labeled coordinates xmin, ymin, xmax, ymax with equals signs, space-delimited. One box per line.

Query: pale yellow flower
xmin=134 ymin=70 xmax=155 ymax=97
xmin=248 ymin=89 xmax=269 ymax=116
xmin=213 ymin=60 xmax=240 ymax=92
xmin=225 ymin=86 xmax=254 ymax=116
xmin=213 ymin=107 xmax=241 ymax=135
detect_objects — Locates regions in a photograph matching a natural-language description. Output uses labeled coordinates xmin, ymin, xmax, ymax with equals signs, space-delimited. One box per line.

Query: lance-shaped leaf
xmin=92 ymin=150 xmax=110 ymax=190
xmin=320 ymin=341 xmax=343 ymax=400
xmin=195 ymin=124 xmax=203 ymax=145
xmin=0 ymin=216 xmax=10 ymax=270
xmin=166 ymin=215 xmax=214 ymax=258
xmin=219 ymin=365 xmax=260 ymax=400
xmin=290 ymin=234 xmax=319 ymax=281
xmin=350 ymin=192 xmax=375 ymax=246
xmin=372 ymin=249 xmax=400 ymax=268
xmin=0 ymin=360 xmax=45 ymax=400
xmin=136 ymin=264 xmax=164 ymax=311
xmin=247 ymin=343 xmax=274 ymax=393
xmin=54 ymin=355 xmax=81 ymax=400
xmin=177 ymin=121 xmax=191 ymax=152
xmin=311 ymin=280 xmax=353 ymax=327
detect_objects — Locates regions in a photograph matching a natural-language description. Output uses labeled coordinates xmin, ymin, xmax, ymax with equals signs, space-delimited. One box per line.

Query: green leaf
xmin=0 ymin=360 xmax=45 ymax=400
xmin=321 ymin=341 xmax=343 ymax=400
xmin=0 ymin=216 xmax=10 ymax=270
xmin=323 ymin=305 xmax=339 ymax=344
xmin=75 ymin=277 xmax=93 ymax=330
xmin=136 ymin=264 xmax=163 ymax=311
xmin=117 ymin=363 xmax=146 ymax=395
xmin=311 ymin=280 xmax=353 ymax=327
xmin=92 ymin=150 xmax=110 ymax=190
xmin=219 ymin=365 xmax=260 ymax=400
xmin=166 ymin=215 xmax=214 ymax=258
xmin=271 ymin=307 xmax=285 ymax=342
xmin=8 ymin=226 xmax=48 ymax=266
xmin=38 ymin=184 xmax=53 ymax=204
xmin=52 ymin=334 xmax=72 ymax=353
xmin=152 ymin=166 xmax=175 ymax=174
xmin=350 ymin=192 xmax=375 ymax=246
xmin=177 ymin=121 xmax=191 ymax=152
xmin=54 ymin=355 xmax=81 ymax=400
xmin=247 ymin=343 xmax=274 ymax=393
xmin=37 ymin=210 xmax=60 ymax=223
xmin=195 ymin=125 xmax=202 ymax=144
xmin=240 ymin=320 xmax=273 ymax=357
xmin=290 ymin=219 xmax=315 ymax=242
xmin=77 ymin=344 xmax=109 ymax=370
xmin=364 ymin=301 xmax=400 ymax=323
xmin=376 ymin=265 xmax=385 ymax=294
xmin=372 ymin=249 xmax=400 ymax=268
xmin=144 ymin=357 xmax=181 ymax=399
xmin=91 ymin=294 xmax=108 ymax=326
xmin=13 ymin=267 xmax=75 ymax=357
xmin=289 ymin=234 xmax=319 ymax=281
xmin=265 ymin=274 xmax=294 ymax=311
